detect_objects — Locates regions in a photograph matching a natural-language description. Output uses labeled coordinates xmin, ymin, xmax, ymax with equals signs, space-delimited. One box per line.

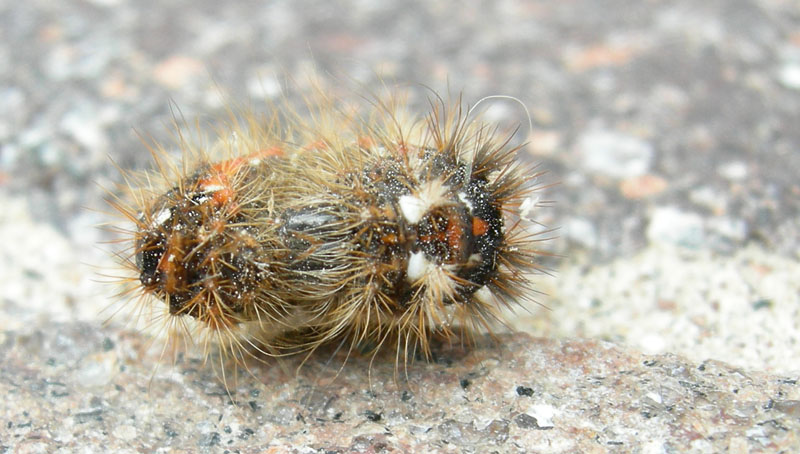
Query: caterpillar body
xmin=111 ymin=89 xmax=548 ymax=371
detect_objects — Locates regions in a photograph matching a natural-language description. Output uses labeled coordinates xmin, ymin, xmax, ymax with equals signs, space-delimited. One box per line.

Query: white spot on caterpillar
xmin=458 ymin=192 xmax=473 ymax=212
xmin=406 ymin=251 xmax=430 ymax=283
xmin=202 ymin=184 xmax=226 ymax=193
xmin=473 ymin=285 xmax=494 ymax=305
xmin=467 ymin=253 xmax=482 ymax=265
xmin=399 ymin=195 xmax=426 ymax=224
xmin=193 ymin=195 xmax=210 ymax=205
xmin=359 ymin=207 xmax=373 ymax=221
xmin=399 ymin=178 xmax=450 ymax=224
xmin=153 ymin=208 xmax=171 ymax=227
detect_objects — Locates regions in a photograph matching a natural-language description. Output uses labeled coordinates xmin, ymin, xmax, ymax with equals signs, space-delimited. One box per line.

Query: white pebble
xmin=528 ymin=404 xmax=556 ymax=428
xmin=646 ymin=207 xmax=704 ymax=249
xmin=778 ymin=63 xmax=800 ymax=90
xmin=717 ymin=161 xmax=748 ymax=181
xmin=577 ymin=130 xmax=654 ymax=178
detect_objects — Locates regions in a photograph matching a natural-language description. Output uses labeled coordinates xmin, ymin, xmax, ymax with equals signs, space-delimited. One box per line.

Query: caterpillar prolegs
xmin=110 ymin=89 xmax=550 ymax=371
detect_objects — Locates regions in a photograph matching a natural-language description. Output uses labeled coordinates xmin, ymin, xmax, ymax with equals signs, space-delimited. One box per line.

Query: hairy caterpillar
xmin=108 ymin=87 xmax=550 ymax=374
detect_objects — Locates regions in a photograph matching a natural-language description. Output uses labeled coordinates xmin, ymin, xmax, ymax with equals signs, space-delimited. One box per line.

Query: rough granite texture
xmin=1 ymin=0 xmax=799 ymax=452
xmin=3 ymin=327 xmax=799 ymax=453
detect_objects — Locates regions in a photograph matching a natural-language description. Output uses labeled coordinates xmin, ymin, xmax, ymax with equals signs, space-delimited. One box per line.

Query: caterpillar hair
xmin=106 ymin=85 xmax=552 ymax=378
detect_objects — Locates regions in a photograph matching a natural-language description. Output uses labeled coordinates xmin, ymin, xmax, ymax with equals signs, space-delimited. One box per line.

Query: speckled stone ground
xmin=3 ymin=326 xmax=799 ymax=453
xmin=2 ymin=0 xmax=799 ymax=452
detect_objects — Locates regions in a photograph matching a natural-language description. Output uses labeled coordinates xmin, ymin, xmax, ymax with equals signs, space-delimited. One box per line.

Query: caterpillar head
xmin=134 ymin=163 xmax=270 ymax=330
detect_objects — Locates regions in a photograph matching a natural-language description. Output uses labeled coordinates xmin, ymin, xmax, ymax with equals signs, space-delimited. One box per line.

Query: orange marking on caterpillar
xmin=304 ymin=139 xmax=329 ymax=151
xmin=446 ymin=214 xmax=464 ymax=251
xmin=472 ymin=216 xmax=489 ymax=236
xmin=199 ymin=146 xmax=285 ymax=207
xmin=381 ymin=233 xmax=399 ymax=245
xmin=157 ymin=235 xmax=185 ymax=294
xmin=357 ymin=136 xmax=375 ymax=149
xmin=198 ymin=172 xmax=235 ymax=207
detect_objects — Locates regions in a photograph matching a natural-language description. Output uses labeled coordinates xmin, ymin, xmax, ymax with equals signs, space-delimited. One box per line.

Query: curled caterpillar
xmin=110 ymin=88 xmax=550 ymax=372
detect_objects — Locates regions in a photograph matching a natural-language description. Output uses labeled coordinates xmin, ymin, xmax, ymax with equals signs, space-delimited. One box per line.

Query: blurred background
xmin=1 ymin=0 xmax=799 ymax=374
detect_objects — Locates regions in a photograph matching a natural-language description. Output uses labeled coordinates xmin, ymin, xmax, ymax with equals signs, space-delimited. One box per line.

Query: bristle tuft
xmin=105 ymin=85 xmax=553 ymax=382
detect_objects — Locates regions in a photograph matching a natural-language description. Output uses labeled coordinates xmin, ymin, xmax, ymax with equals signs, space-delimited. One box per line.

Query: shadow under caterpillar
xmin=108 ymin=86 xmax=552 ymax=378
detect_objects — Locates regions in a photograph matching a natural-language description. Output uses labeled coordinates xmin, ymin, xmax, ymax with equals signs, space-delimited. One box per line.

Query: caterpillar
xmin=108 ymin=86 xmax=550 ymax=374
